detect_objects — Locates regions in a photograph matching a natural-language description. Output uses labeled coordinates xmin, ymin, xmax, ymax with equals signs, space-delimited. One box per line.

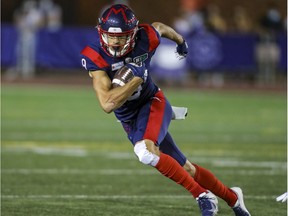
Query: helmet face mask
xmin=98 ymin=27 xmax=138 ymax=57
xmin=98 ymin=4 xmax=139 ymax=57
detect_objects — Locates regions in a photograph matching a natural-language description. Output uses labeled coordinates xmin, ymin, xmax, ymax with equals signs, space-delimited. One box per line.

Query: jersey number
xmin=127 ymin=69 xmax=147 ymax=101
xmin=128 ymin=85 xmax=142 ymax=101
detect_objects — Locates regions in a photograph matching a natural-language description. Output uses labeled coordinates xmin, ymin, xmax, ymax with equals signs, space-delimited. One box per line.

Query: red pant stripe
xmin=143 ymin=91 xmax=166 ymax=144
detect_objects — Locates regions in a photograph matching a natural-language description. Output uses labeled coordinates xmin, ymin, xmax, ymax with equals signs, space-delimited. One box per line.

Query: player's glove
xmin=126 ymin=62 xmax=147 ymax=81
xmin=176 ymin=39 xmax=188 ymax=59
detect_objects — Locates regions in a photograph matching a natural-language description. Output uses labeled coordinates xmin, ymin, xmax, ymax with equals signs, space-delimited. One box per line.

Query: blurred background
xmin=1 ymin=0 xmax=287 ymax=88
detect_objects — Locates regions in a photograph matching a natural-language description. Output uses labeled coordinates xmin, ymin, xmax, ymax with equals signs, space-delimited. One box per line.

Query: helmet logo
xmin=101 ymin=7 xmax=136 ymax=24
xmin=103 ymin=8 xmax=128 ymax=22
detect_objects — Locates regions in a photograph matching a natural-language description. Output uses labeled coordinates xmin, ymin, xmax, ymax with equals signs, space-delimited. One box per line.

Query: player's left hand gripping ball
xmin=176 ymin=39 xmax=188 ymax=59
xmin=112 ymin=65 xmax=135 ymax=88
xmin=112 ymin=63 xmax=147 ymax=88
xmin=126 ymin=62 xmax=146 ymax=80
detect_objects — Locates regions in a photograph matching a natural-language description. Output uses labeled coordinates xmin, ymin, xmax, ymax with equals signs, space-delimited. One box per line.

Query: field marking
xmin=1 ymin=169 xmax=155 ymax=175
xmin=2 ymin=168 xmax=285 ymax=176
xmin=2 ymin=146 xmax=88 ymax=157
xmin=2 ymin=146 xmax=286 ymax=168
xmin=1 ymin=194 xmax=277 ymax=200
xmin=213 ymin=160 xmax=287 ymax=169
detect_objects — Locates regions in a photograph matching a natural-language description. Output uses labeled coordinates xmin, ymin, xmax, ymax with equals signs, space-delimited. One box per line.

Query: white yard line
xmin=2 ymin=146 xmax=287 ymax=166
xmin=1 ymin=194 xmax=277 ymax=200
xmin=2 ymin=168 xmax=285 ymax=175
xmin=1 ymin=169 xmax=155 ymax=175
xmin=2 ymin=147 xmax=286 ymax=167
xmin=213 ymin=160 xmax=287 ymax=169
xmin=2 ymin=147 xmax=88 ymax=157
xmin=2 ymin=147 xmax=286 ymax=177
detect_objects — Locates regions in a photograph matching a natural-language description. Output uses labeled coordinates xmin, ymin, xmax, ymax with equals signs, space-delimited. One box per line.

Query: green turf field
xmin=2 ymin=84 xmax=287 ymax=216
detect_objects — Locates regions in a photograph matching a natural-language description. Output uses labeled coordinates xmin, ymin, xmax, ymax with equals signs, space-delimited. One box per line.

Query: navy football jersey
xmin=80 ymin=24 xmax=161 ymax=122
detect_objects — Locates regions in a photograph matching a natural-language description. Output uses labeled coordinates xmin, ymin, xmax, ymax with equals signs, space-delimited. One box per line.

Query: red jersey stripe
xmin=140 ymin=24 xmax=160 ymax=52
xmin=81 ymin=46 xmax=109 ymax=68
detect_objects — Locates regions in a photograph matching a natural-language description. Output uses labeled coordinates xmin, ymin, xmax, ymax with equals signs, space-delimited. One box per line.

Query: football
xmin=112 ymin=65 xmax=134 ymax=88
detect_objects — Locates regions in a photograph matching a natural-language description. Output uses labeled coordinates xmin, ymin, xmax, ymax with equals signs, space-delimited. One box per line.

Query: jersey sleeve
xmin=139 ymin=24 xmax=161 ymax=52
xmin=80 ymin=46 xmax=109 ymax=72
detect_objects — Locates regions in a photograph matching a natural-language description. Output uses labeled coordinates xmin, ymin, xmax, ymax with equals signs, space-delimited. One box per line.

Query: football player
xmin=80 ymin=4 xmax=251 ymax=216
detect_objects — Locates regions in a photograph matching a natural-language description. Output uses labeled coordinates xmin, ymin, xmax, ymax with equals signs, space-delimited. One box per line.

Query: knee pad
xmin=134 ymin=141 xmax=160 ymax=166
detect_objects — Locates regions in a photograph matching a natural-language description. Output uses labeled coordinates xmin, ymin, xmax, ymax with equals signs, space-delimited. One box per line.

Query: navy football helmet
xmin=98 ymin=4 xmax=139 ymax=57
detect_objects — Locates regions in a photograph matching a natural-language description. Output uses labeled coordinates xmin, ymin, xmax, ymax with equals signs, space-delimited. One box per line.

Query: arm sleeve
xmin=139 ymin=24 xmax=161 ymax=52
xmin=79 ymin=46 xmax=109 ymax=72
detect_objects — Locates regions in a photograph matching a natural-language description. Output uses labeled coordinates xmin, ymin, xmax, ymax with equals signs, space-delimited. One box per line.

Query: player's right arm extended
xmin=90 ymin=70 xmax=143 ymax=113
xmin=151 ymin=22 xmax=188 ymax=57
xmin=151 ymin=22 xmax=184 ymax=45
